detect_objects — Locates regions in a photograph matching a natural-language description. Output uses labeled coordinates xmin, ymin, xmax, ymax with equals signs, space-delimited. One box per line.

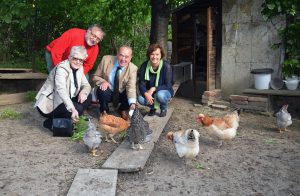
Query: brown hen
xmin=99 ymin=114 xmax=130 ymax=144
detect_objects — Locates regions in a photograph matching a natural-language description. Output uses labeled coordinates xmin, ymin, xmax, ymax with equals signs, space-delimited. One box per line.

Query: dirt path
xmin=0 ymin=97 xmax=299 ymax=195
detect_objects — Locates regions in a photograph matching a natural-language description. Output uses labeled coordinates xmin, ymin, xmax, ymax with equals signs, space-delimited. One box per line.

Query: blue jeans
xmin=138 ymin=90 xmax=171 ymax=111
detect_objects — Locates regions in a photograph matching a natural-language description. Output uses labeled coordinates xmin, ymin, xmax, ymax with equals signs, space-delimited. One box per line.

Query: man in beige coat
xmin=35 ymin=46 xmax=91 ymax=130
xmin=92 ymin=45 xmax=137 ymax=120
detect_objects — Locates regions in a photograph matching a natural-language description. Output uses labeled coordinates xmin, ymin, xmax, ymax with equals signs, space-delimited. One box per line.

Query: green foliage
xmin=261 ymin=0 xmax=300 ymax=77
xmin=119 ymin=131 xmax=128 ymax=139
xmin=25 ymin=90 xmax=38 ymax=102
xmin=196 ymin=163 xmax=205 ymax=170
xmin=72 ymin=116 xmax=88 ymax=141
xmin=0 ymin=108 xmax=21 ymax=120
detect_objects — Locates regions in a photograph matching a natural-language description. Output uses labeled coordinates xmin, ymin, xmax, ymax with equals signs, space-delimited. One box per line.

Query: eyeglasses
xmin=89 ymin=30 xmax=102 ymax=42
xmin=72 ymin=57 xmax=85 ymax=64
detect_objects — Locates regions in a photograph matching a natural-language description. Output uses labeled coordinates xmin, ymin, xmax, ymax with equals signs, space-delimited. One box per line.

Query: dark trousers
xmin=96 ymin=88 xmax=130 ymax=113
xmin=37 ymin=94 xmax=92 ymax=119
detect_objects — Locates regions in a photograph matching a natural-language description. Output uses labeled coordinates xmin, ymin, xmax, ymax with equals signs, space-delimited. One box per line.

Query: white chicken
xmin=83 ymin=120 xmax=102 ymax=156
xmin=276 ymin=104 xmax=292 ymax=133
xmin=166 ymin=129 xmax=200 ymax=158
xmin=196 ymin=109 xmax=240 ymax=146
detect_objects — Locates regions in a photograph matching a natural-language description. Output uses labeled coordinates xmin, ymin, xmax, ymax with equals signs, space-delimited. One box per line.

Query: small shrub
xmin=25 ymin=91 xmax=38 ymax=102
xmin=0 ymin=108 xmax=22 ymax=120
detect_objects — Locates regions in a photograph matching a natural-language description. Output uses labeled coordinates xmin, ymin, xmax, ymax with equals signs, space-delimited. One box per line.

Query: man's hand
xmin=78 ymin=91 xmax=88 ymax=103
xmin=99 ymin=81 xmax=110 ymax=91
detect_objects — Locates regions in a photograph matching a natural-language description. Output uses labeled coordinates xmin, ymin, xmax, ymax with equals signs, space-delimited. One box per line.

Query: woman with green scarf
xmin=138 ymin=44 xmax=174 ymax=117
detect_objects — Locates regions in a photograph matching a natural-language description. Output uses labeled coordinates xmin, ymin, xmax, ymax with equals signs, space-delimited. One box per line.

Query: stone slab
xmin=67 ymin=169 xmax=118 ymax=196
xmin=102 ymin=108 xmax=174 ymax=172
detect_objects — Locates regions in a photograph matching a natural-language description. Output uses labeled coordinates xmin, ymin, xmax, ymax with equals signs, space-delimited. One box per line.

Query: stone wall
xmin=221 ymin=0 xmax=285 ymax=99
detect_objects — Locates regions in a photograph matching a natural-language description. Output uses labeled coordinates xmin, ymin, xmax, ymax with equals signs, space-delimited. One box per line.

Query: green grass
xmin=25 ymin=90 xmax=38 ymax=102
xmin=0 ymin=108 xmax=22 ymax=120
xmin=71 ymin=116 xmax=88 ymax=141
xmin=264 ymin=139 xmax=276 ymax=144
xmin=196 ymin=163 xmax=205 ymax=170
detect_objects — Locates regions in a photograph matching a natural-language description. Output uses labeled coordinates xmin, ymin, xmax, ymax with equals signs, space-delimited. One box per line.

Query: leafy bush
xmin=25 ymin=90 xmax=38 ymax=102
xmin=0 ymin=108 xmax=22 ymax=120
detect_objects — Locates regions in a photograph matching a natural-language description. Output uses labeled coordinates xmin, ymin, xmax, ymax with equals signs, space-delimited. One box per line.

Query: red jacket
xmin=46 ymin=28 xmax=99 ymax=74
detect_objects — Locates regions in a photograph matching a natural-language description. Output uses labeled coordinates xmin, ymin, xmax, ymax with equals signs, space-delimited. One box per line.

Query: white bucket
xmin=251 ymin=68 xmax=273 ymax=90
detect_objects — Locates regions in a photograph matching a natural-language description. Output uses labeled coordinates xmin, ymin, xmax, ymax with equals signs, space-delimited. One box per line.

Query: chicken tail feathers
xmin=166 ymin=131 xmax=174 ymax=141
xmin=233 ymin=108 xmax=241 ymax=116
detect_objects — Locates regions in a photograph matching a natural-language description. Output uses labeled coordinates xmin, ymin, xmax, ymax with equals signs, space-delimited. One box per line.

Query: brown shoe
xmin=118 ymin=110 xmax=129 ymax=121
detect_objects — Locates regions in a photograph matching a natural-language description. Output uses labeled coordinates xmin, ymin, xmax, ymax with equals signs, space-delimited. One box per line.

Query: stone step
xmin=102 ymin=108 xmax=174 ymax=172
xmin=67 ymin=169 xmax=118 ymax=196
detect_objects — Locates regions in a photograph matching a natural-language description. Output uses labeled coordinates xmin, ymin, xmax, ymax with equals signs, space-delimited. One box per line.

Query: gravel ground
xmin=0 ymin=97 xmax=299 ymax=196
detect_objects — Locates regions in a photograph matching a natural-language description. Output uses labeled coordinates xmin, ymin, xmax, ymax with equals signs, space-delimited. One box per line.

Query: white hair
xmin=69 ymin=46 xmax=88 ymax=60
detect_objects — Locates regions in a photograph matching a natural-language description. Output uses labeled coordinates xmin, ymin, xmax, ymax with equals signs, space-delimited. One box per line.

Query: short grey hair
xmin=69 ymin=46 xmax=88 ymax=60
xmin=118 ymin=45 xmax=133 ymax=54
xmin=88 ymin=24 xmax=105 ymax=37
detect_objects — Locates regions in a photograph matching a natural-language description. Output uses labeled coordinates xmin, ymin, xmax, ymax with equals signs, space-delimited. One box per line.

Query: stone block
xmin=203 ymin=89 xmax=222 ymax=97
xmin=231 ymin=103 xmax=267 ymax=112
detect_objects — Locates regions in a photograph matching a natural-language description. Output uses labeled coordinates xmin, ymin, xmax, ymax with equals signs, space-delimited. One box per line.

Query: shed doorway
xmin=172 ymin=1 xmax=221 ymax=99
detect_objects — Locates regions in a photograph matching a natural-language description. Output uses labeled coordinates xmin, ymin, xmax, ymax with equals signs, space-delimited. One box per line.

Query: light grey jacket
xmin=35 ymin=60 xmax=91 ymax=114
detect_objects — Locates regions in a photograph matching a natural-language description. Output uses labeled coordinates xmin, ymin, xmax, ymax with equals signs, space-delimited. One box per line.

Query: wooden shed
xmin=171 ymin=0 xmax=222 ymax=98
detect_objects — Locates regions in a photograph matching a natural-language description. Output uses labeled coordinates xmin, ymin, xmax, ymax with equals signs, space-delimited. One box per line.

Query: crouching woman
xmin=138 ymin=44 xmax=174 ymax=117
xmin=35 ymin=46 xmax=92 ymax=130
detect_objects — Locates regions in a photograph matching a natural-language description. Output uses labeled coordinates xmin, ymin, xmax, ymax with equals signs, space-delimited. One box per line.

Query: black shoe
xmin=148 ymin=109 xmax=156 ymax=116
xmin=159 ymin=109 xmax=167 ymax=117
xmin=43 ymin=119 xmax=53 ymax=131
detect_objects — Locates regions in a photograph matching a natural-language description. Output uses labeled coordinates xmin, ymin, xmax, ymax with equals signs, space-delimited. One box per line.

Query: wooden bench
xmin=243 ymin=88 xmax=300 ymax=112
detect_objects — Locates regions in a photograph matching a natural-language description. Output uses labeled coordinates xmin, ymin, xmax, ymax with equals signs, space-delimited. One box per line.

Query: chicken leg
xmin=91 ymin=148 xmax=99 ymax=157
xmin=105 ymin=134 xmax=118 ymax=144
xmin=131 ymin=143 xmax=144 ymax=150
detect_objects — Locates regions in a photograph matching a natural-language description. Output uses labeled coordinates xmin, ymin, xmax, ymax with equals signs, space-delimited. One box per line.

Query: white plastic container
xmin=284 ymin=78 xmax=299 ymax=90
xmin=251 ymin=68 xmax=274 ymax=90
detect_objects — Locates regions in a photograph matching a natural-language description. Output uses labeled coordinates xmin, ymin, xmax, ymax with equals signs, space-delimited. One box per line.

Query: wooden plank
xmin=0 ymin=68 xmax=32 ymax=73
xmin=0 ymin=72 xmax=48 ymax=79
xmin=243 ymin=89 xmax=300 ymax=96
xmin=102 ymin=108 xmax=174 ymax=172
xmin=67 ymin=169 xmax=118 ymax=196
xmin=0 ymin=93 xmax=27 ymax=105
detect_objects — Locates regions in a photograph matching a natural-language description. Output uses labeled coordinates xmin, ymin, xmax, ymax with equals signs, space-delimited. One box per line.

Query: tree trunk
xmin=150 ymin=0 xmax=171 ymax=58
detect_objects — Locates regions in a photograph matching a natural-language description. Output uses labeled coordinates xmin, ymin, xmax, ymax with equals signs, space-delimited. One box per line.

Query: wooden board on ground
xmin=102 ymin=108 xmax=174 ymax=172
xmin=0 ymin=72 xmax=47 ymax=79
xmin=0 ymin=93 xmax=27 ymax=106
xmin=67 ymin=169 xmax=118 ymax=196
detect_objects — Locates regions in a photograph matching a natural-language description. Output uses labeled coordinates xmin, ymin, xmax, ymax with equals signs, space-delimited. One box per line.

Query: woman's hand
xmin=144 ymin=92 xmax=154 ymax=105
xmin=71 ymin=107 xmax=79 ymax=122
xmin=99 ymin=81 xmax=110 ymax=91
xmin=78 ymin=91 xmax=88 ymax=103
xmin=147 ymin=87 xmax=156 ymax=95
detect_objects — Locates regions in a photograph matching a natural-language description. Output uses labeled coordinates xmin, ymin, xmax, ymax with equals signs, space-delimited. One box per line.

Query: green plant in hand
xmin=0 ymin=108 xmax=22 ymax=120
xmin=72 ymin=116 xmax=88 ymax=141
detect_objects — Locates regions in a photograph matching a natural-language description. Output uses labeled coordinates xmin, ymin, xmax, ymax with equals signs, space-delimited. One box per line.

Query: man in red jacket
xmin=45 ymin=24 xmax=105 ymax=75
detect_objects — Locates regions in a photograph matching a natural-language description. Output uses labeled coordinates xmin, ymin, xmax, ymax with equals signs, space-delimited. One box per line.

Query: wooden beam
xmin=0 ymin=93 xmax=27 ymax=105
xmin=0 ymin=72 xmax=48 ymax=80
